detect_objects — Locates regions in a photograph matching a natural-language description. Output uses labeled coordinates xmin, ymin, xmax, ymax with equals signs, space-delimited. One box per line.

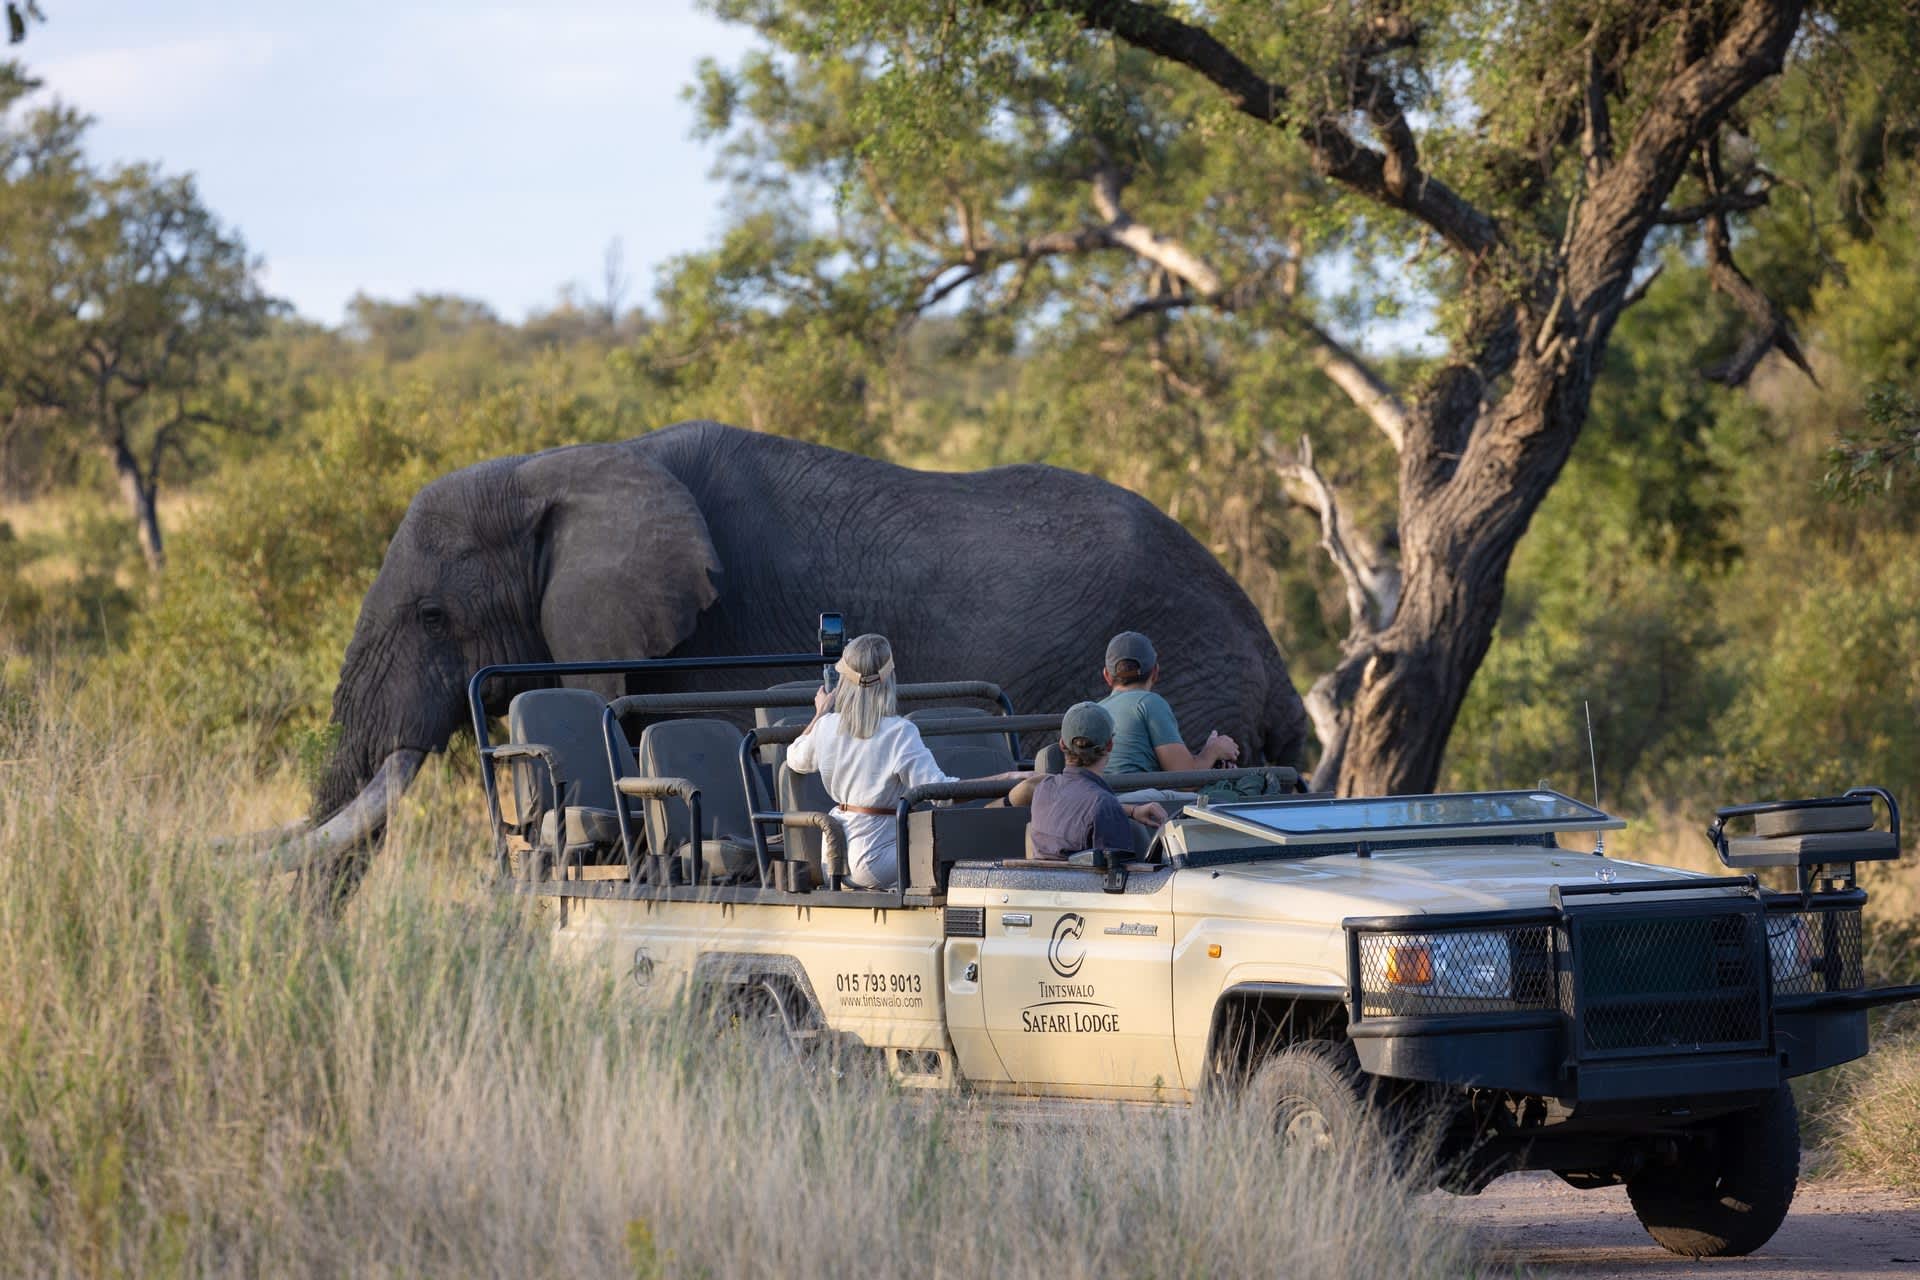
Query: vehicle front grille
xmin=1563 ymin=910 xmax=1768 ymax=1056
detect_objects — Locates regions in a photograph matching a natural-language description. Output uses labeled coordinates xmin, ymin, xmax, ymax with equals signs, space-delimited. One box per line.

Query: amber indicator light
xmin=1386 ymin=944 xmax=1433 ymax=986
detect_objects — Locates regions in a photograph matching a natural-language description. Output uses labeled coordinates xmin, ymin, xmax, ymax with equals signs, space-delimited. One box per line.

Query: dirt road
xmin=1438 ymin=1172 xmax=1920 ymax=1278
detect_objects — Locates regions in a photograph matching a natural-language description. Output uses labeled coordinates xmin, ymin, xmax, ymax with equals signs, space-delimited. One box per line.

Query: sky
xmin=17 ymin=1 xmax=758 ymax=325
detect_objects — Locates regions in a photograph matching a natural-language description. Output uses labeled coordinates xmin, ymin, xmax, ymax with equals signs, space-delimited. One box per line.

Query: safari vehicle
xmin=470 ymin=627 xmax=1920 ymax=1261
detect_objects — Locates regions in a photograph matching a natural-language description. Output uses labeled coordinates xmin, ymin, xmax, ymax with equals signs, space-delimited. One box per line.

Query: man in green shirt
xmin=1098 ymin=631 xmax=1240 ymax=776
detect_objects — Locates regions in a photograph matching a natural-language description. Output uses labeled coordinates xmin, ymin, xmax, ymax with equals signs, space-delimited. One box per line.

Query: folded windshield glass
xmin=1185 ymin=789 xmax=1625 ymax=848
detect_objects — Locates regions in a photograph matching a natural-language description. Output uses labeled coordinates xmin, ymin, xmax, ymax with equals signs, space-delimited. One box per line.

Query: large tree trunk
xmin=1317 ymin=387 xmax=1591 ymax=795
xmin=109 ymin=437 xmax=165 ymax=573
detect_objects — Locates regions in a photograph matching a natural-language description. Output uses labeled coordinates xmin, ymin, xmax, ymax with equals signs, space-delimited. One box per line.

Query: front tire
xmin=1625 ymin=1086 xmax=1799 ymax=1257
xmin=1245 ymin=1040 xmax=1379 ymax=1155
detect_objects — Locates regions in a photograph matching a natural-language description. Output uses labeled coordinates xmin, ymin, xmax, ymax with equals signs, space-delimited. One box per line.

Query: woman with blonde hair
xmin=787 ymin=633 xmax=1021 ymax=888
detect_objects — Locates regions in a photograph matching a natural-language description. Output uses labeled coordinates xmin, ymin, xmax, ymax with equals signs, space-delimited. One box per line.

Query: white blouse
xmin=786 ymin=713 xmax=953 ymax=887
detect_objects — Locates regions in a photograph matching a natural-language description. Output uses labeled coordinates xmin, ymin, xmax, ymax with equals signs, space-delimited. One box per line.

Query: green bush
xmin=108 ymin=364 xmax=645 ymax=756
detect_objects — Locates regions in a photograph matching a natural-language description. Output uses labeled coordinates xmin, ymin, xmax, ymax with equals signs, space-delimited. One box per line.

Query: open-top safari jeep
xmin=470 ymin=627 xmax=1920 ymax=1260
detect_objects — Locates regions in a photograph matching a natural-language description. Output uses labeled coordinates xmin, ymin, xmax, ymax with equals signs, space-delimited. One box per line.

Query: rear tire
xmin=1625 ymin=1086 xmax=1799 ymax=1257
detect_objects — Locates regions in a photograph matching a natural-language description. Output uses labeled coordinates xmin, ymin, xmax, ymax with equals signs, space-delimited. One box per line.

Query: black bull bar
xmin=1342 ymin=876 xmax=1920 ymax=1102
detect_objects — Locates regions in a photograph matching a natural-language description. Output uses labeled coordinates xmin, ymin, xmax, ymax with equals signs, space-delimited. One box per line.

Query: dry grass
xmin=0 ymin=681 xmax=1486 ymax=1278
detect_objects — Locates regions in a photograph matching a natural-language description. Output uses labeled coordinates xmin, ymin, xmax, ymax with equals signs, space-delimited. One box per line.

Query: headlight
xmin=1385 ymin=931 xmax=1513 ymax=999
xmin=1768 ymin=915 xmax=1814 ymax=983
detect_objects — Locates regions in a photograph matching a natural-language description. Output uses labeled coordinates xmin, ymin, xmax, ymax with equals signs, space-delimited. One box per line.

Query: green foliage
xmin=109 ymin=363 xmax=648 ymax=755
xmin=1825 ymin=384 xmax=1920 ymax=501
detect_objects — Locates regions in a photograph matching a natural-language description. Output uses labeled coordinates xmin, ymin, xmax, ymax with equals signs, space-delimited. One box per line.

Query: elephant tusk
xmin=208 ymin=817 xmax=313 ymax=852
xmin=225 ymin=749 xmax=426 ymax=875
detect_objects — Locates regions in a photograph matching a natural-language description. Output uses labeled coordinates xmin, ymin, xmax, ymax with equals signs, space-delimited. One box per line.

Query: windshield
xmin=1184 ymin=789 xmax=1622 ymax=849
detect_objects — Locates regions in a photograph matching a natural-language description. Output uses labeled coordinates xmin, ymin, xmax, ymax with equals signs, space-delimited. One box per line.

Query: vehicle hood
xmin=1181 ymin=846 xmax=1733 ymax=922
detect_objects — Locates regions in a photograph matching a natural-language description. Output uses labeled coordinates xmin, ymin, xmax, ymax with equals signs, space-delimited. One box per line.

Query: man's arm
xmin=1151 ymin=733 xmax=1239 ymax=772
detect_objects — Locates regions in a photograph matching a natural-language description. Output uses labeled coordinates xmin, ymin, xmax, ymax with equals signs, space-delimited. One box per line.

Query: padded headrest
xmin=1034 ymin=742 xmax=1065 ymax=774
xmin=507 ymin=688 xmax=628 ymax=815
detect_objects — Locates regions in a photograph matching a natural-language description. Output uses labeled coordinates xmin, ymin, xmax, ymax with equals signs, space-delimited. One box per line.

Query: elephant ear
xmin=517 ymin=446 xmax=722 ymax=659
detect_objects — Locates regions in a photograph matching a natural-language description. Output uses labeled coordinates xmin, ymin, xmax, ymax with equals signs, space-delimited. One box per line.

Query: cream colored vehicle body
xmin=549 ymin=813 xmax=1718 ymax=1100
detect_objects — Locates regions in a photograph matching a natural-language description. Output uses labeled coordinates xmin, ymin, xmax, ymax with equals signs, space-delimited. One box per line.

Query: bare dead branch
xmin=1260 ymin=431 xmax=1401 ymax=633
xmin=1295 ymin=320 xmax=1409 ymax=453
xmin=1090 ymin=164 xmax=1223 ymax=295
xmin=1697 ymin=139 xmax=1816 ymax=387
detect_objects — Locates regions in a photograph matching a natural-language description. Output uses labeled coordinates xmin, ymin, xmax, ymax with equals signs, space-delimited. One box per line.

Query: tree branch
xmin=1089 ymin=164 xmax=1221 ymax=295
xmin=1294 ymin=318 xmax=1409 ymax=453
xmin=1260 ymin=431 xmax=1401 ymax=633
xmin=1697 ymin=139 xmax=1816 ymax=387
xmin=1655 ymin=176 xmax=1773 ymax=224
xmin=860 ymin=159 xmax=943 ymax=252
xmin=1015 ymin=0 xmax=1498 ymax=256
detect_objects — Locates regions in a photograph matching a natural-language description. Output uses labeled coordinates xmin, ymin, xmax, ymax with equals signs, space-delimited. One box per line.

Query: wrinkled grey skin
xmin=315 ymin=420 xmax=1308 ymax=823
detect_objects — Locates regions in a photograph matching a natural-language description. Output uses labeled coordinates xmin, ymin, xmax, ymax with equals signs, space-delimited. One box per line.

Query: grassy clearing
xmin=0 ymin=685 xmax=1482 ymax=1278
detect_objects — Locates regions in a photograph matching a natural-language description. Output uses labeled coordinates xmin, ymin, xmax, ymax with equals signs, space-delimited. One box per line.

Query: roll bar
xmin=889 ymin=765 xmax=1303 ymax=906
xmin=469 ymin=652 xmax=826 ymax=879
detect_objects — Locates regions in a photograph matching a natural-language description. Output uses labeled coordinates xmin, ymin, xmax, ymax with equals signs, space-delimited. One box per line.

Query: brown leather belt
xmin=836 ymin=804 xmax=895 ymax=816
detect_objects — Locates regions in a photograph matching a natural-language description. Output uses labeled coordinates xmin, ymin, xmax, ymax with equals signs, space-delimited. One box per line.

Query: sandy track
xmin=1435 ymin=1172 xmax=1920 ymax=1278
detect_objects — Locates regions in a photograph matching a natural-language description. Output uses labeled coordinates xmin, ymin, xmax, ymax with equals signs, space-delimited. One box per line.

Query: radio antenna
xmin=1584 ymin=700 xmax=1605 ymax=856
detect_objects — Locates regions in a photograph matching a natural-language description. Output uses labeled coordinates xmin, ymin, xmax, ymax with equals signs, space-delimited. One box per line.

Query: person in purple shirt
xmin=1026 ymin=702 xmax=1169 ymax=860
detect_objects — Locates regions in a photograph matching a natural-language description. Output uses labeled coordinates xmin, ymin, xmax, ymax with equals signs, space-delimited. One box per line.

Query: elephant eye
xmin=418 ymin=601 xmax=451 ymax=637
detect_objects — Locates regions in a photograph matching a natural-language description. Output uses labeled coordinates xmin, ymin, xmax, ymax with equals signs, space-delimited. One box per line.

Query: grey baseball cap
xmin=1060 ymin=701 xmax=1115 ymax=750
xmin=1104 ymin=631 xmax=1157 ymax=675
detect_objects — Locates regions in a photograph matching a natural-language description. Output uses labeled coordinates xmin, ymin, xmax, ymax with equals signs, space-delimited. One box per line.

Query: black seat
xmin=504 ymin=688 xmax=633 ymax=865
xmin=776 ymin=763 xmax=837 ymax=881
xmin=907 ymin=708 xmax=1016 ymax=777
xmin=635 ymin=718 xmax=760 ymax=880
xmin=755 ymin=679 xmax=820 ymax=769
xmin=904 ymin=806 xmax=1032 ymax=891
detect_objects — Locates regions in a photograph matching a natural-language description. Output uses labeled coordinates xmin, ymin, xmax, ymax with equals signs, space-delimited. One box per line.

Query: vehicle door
xmin=977 ymin=864 xmax=1180 ymax=1093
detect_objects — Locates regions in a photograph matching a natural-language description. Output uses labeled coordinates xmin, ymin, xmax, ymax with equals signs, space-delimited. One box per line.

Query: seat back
xmin=506 ymin=688 xmax=629 ymax=823
xmin=776 ymin=763 xmax=837 ymax=880
xmin=636 ymin=718 xmax=754 ymax=856
xmin=905 ymin=806 xmax=1032 ymax=891
xmin=1033 ymin=742 xmax=1066 ymax=775
xmin=930 ymin=741 xmax=1017 ymax=780
xmin=755 ymin=680 xmax=820 ymax=768
xmin=907 ymin=708 xmax=1017 ymax=776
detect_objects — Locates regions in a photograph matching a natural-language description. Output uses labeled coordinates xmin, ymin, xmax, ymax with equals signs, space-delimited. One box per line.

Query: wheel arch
xmin=1204 ymin=981 xmax=1350 ymax=1084
xmin=690 ymin=951 xmax=825 ymax=1028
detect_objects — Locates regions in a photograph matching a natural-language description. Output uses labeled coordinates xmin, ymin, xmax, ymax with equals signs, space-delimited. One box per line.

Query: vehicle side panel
xmin=554 ymin=897 xmax=950 ymax=1051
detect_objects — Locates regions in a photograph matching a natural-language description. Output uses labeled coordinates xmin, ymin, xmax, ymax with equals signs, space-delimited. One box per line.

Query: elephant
xmin=296 ymin=419 xmax=1309 ymax=858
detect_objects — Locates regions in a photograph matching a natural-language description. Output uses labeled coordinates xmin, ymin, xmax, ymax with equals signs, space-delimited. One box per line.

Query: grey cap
xmin=1060 ymin=701 xmax=1115 ymax=750
xmin=1104 ymin=631 xmax=1157 ymax=675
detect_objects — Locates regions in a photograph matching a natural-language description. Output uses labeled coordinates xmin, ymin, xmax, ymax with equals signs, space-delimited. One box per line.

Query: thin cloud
xmin=34 ymin=33 xmax=281 ymax=124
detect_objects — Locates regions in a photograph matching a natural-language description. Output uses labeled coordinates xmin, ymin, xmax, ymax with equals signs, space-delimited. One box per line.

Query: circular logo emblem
xmin=1048 ymin=913 xmax=1086 ymax=978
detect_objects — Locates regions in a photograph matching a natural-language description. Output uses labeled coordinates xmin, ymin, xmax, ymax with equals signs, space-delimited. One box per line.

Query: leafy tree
xmin=0 ymin=66 xmax=275 ymax=571
xmin=672 ymin=0 xmax=1840 ymax=793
